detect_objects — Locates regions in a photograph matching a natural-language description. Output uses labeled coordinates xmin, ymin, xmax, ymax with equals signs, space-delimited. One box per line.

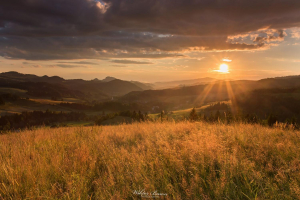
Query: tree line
xmin=0 ymin=110 xmax=87 ymax=132
xmin=95 ymin=110 xmax=149 ymax=125
xmin=187 ymin=108 xmax=298 ymax=128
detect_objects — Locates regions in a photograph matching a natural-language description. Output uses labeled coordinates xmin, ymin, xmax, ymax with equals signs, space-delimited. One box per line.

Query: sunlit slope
xmin=149 ymin=100 xmax=230 ymax=120
xmin=0 ymin=122 xmax=300 ymax=199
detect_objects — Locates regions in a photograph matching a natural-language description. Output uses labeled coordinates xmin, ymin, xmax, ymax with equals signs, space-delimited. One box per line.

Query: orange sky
xmin=1 ymin=1 xmax=300 ymax=82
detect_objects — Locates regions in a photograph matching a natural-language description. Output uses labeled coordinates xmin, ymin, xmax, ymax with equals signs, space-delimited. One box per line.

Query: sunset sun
xmin=219 ymin=64 xmax=229 ymax=73
xmin=215 ymin=64 xmax=229 ymax=73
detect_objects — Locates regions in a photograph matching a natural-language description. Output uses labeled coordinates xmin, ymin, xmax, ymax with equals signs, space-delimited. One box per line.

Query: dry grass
xmin=0 ymin=121 xmax=300 ymax=199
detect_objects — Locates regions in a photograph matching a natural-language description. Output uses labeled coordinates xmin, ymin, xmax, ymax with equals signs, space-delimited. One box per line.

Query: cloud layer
xmin=1 ymin=0 xmax=300 ymax=60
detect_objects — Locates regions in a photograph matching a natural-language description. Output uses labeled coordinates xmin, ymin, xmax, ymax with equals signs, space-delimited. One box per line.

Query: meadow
xmin=0 ymin=121 xmax=300 ymax=199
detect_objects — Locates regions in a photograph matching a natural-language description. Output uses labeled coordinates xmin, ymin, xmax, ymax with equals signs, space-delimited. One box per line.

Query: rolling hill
xmin=153 ymin=77 xmax=218 ymax=89
xmin=120 ymin=76 xmax=300 ymax=111
xmin=0 ymin=71 xmax=151 ymax=100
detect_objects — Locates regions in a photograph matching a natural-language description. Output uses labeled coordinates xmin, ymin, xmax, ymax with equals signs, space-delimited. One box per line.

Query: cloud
xmin=222 ymin=58 xmax=232 ymax=62
xmin=227 ymin=29 xmax=286 ymax=46
xmin=266 ymin=57 xmax=300 ymax=63
xmin=0 ymin=0 xmax=300 ymax=60
xmin=0 ymin=35 xmax=256 ymax=60
xmin=33 ymin=65 xmax=42 ymax=68
xmin=21 ymin=64 xmax=42 ymax=68
xmin=57 ymin=61 xmax=98 ymax=65
xmin=290 ymin=27 xmax=300 ymax=39
xmin=110 ymin=60 xmax=153 ymax=64
xmin=47 ymin=64 xmax=91 ymax=68
xmin=110 ymin=65 xmax=128 ymax=68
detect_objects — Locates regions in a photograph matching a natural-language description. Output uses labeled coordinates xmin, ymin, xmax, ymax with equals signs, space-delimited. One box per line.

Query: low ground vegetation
xmin=0 ymin=121 xmax=299 ymax=199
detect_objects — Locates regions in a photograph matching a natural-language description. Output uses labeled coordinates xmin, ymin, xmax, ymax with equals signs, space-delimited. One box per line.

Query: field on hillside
xmin=1 ymin=122 xmax=300 ymax=199
xmin=0 ymin=100 xmax=76 ymax=116
xmin=0 ymin=97 xmax=87 ymax=116
xmin=0 ymin=88 xmax=28 ymax=97
xmin=149 ymin=100 xmax=231 ymax=120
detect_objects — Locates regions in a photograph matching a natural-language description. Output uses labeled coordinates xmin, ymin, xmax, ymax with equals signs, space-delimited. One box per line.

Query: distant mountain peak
xmin=3 ymin=71 xmax=22 ymax=75
xmin=102 ymin=76 xmax=117 ymax=82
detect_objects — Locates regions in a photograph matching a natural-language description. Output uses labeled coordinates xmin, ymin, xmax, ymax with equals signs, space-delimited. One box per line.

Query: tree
xmin=209 ymin=112 xmax=215 ymax=122
xmin=245 ymin=113 xmax=259 ymax=124
xmin=138 ymin=110 xmax=144 ymax=121
xmin=203 ymin=114 xmax=208 ymax=122
xmin=215 ymin=110 xmax=221 ymax=121
xmin=160 ymin=110 xmax=165 ymax=122
xmin=3 ymin=121 xmax=11 ymax=131
xmin=286 ymin=116 xmax=298 ymax=129
xmin=0 ymin=97 xmax=5 ymax=105
xmin=144 ymin=112 xmax=149 ymax=121
xmin=189 ymin=108 xmax=198 ymax=121
xmin=267 ymin=114 xmax=277 ymax=127
xmin=225 ymin=110 xmax=233 ymax=124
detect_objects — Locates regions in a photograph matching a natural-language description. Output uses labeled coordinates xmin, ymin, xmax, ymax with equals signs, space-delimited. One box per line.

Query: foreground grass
xmin=0 ymin=122 xmax=300 ymax=199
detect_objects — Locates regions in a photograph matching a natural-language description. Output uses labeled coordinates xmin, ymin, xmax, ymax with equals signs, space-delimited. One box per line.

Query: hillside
xmin=121 ymin=80 xmax=256 ymax=105
xmin=0 ymin=71 xmax=149 ymax=100
xmin=153 ymin=77 xmax=218 ymax=89
xmin=1 ymin=122 xmax=299 ymax=199
xmin=121 ymin=76 xmax=300 ymax=107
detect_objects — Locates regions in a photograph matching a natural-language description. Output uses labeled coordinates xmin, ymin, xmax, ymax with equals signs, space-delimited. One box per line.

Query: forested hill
xmin=0 ymin=71 xmax=152 ymax=100
xmin=121 ymin=76 xmax=300 ymax=103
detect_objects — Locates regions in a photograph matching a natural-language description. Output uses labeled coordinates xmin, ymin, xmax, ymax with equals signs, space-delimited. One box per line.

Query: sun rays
xmin=192 ymin=64 xmax=243 ymax=113
xmin=214 ymin=64 xmax=229 ymax=73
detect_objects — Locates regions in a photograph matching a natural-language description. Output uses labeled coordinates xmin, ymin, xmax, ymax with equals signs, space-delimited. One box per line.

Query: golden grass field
xmin=0 ymin=121 xmax=300 ymax=199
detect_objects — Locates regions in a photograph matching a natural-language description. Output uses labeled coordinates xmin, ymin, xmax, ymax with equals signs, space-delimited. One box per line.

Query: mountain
xmin=153 ymin=77 xmax=218 ymax=89
xmin=101 ymin=76 xmax=154 ymax=90
xmin=63 ymin=78 xmax=144 ymax=97
xmin=0 ymin=71 xmax=64 ymax=83
xmin=130 ymin=81 xmax=154 ymax=90
xmin=121 ymin=80 xmax=252 ymax=103
xmin=121 ymin=75 xmax=300 ymax=108
xmin=102 ymin=76 xmax=116 ymax=82
xmin=257 ymin=75 xmax=300 ymax=89
xmin=0 ymin=71 xmax=145 ymax=100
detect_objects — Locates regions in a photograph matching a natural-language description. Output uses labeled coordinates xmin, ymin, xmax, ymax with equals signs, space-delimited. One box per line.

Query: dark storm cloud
xmin=0 ymin=34 xmax=254 ymax=60
xmin=1 ymin=0 xmax=300 ymax=60
xmin=110 ymin=60 xmax=153 ymax=64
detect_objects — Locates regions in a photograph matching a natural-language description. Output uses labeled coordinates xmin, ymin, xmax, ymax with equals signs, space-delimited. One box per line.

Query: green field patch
xmin=149 ymin=100 xmax=231 ymax=120
xmin=0 ymin=87 xmax=28 ymax=97
xmin=0 ymin=99 xmax=80 ymax=116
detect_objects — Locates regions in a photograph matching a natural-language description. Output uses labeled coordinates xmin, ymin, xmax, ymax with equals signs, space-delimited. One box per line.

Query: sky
xmin=0 ymin=0 xmax=300 ymax=82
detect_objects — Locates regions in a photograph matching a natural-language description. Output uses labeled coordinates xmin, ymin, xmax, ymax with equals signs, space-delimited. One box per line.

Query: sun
xmin=218 ymin=64 xmax=229 ymax=73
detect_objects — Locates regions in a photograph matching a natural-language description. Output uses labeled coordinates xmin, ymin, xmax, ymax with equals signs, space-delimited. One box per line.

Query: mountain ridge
xmin=0 ymin=71 xmax=146 ymax=100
